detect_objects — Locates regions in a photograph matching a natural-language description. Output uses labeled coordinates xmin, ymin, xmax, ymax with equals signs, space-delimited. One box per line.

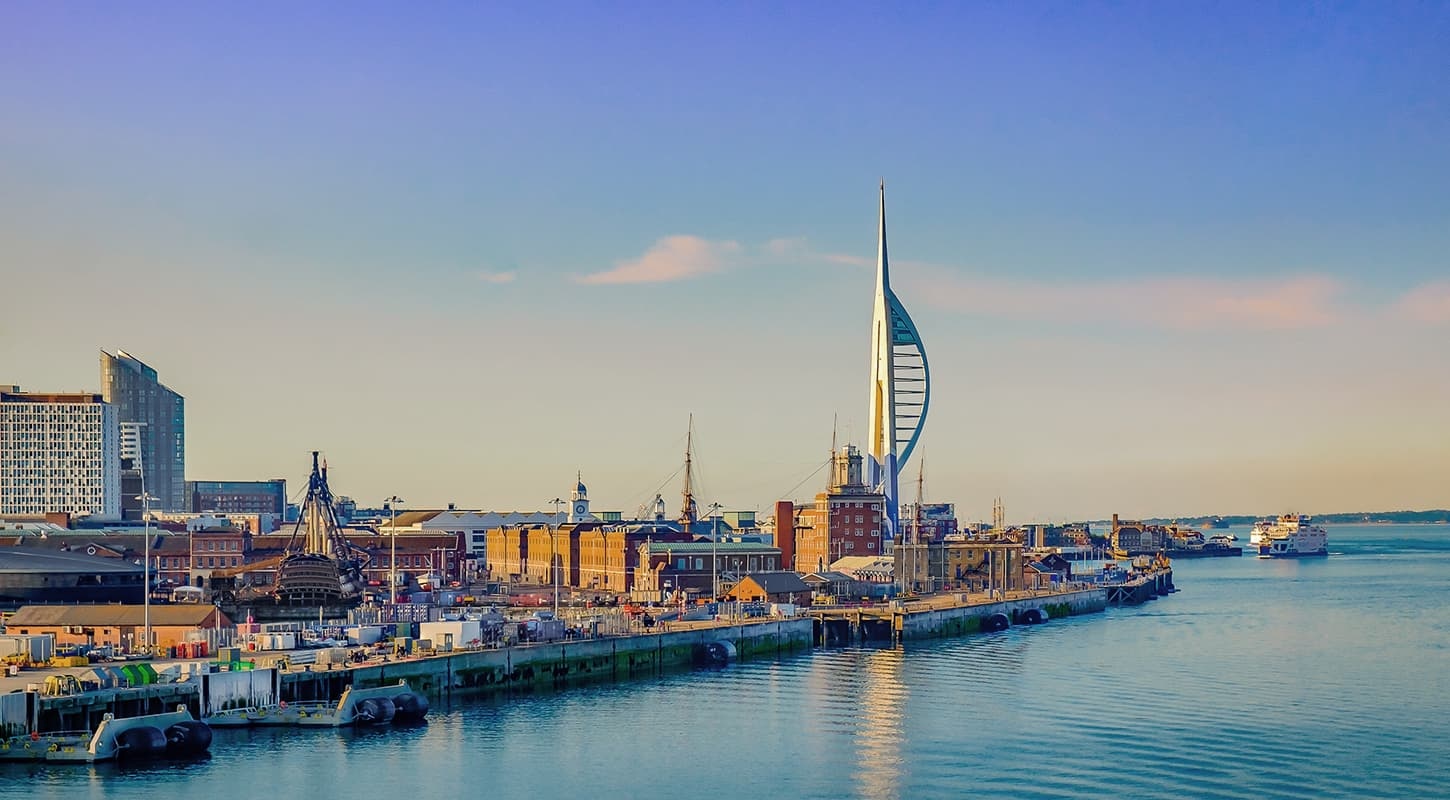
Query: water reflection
xmin=853 ymin=647 xmax=907 ymax=800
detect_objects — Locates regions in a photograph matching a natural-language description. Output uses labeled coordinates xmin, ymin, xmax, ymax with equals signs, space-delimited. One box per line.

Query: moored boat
xmin=0 ymin=705 xmax=211 ymax=763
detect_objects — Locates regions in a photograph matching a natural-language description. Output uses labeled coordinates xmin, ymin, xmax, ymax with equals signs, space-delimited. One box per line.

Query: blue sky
xmin=2 ymin=2 xmax=1447 ymax=520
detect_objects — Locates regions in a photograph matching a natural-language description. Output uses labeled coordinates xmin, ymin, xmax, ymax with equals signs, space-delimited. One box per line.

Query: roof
xmin=0 ymin=548 xmax=143 ymax=574
xmin=378 ymin=511 xmax=446 ymax=529
xmin=640 ymin=541 xmax=781 ymax=554
xmin=6 ymin=604 xmax=228 ymax=627
xmin=738 ymin=571 xmax=810 ymax=594
xmin=802 ymin=571 xmax=855 ymax=584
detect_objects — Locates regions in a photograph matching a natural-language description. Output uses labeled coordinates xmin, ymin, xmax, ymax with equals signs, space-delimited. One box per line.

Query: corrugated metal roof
xmin=6 ymin=604 xmax=227 ymax=627
xmin=0 ymin=548 xmax=143 ymax=574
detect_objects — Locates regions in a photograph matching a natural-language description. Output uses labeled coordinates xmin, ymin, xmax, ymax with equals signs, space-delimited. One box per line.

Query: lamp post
xmin=706 ymin=503 xmax=722 ymax=606
xmin=136 ymin=491 xmax=159 ymax=655
xmin=385 ymin=496 xmax=404 ymax=602
xmin=549 ymin=497 xmax=564 ymax=616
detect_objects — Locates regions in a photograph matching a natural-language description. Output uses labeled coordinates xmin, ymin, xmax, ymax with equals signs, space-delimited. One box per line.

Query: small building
xmin=5 ymin=603 xmax=233 ymax=653
xmin=725 ymin=572 xmax=812 ymax=606
xmin=801 ymin=570 xmax=867 ymax=603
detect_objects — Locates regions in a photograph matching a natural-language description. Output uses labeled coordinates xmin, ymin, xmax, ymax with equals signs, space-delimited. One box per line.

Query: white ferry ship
xmin=1253 ymin=514 xmax=1329 ymax=558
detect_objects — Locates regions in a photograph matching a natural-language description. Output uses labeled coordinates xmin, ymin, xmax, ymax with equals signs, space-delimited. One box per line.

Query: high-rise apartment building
xmin=0 ymin=386 xmax=121 ymax=518
xmin=100 ymin=350 xmax=185 ymax=512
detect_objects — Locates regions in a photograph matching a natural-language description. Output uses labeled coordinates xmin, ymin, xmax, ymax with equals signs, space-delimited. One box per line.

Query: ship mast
xmin=680 ymin=415 xmax=698 ymax=528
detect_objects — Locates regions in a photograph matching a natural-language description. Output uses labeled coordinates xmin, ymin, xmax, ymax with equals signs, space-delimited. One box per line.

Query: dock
xmin=3 ymin=616 xmax=814 ymax=735
xmin=809 ymin=585 xmax=1109 ymax=644
xmin=808 ymin=566 xmax=1174 ymax=645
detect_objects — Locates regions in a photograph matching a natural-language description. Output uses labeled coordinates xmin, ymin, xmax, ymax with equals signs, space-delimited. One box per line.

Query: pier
xmin=809 ymin=586 xmax=1108 ymax=645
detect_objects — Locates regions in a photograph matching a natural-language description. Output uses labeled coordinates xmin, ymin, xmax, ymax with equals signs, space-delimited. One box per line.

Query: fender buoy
xmin=30 ymin=731 xmax=40 ymax=741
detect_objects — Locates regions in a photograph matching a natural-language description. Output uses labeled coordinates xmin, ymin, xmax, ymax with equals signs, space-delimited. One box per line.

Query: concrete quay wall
xmin=281 ymin=616 xmax=815 ymax=698
xmin=896 ymin=588 xmax=1107 ymax=640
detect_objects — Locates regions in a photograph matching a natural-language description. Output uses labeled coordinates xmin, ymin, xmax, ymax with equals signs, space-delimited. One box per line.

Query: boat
xmin=1254 ymin=514 xmax=1329 ymax=558
xmin=203 ymin=679 xmax=428 ymax=728
xmin=211 ymin=452 xmax=370 ymax=621
xmin=0 ymin=705 xmax=211 ymax=763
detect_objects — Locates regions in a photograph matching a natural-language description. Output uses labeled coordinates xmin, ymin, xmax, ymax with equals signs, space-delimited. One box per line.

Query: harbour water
xmin=5 ymin=524 xmax=1448 ymax=799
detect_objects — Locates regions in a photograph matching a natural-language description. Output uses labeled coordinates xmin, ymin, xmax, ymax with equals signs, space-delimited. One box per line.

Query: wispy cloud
xmin=899 ymin=266 xmax=1345 ymax=330
xmin=576 ymin=235 xmax=742 ymax=285
xmin=478 ymin=270 xmax=517 ymax=284
xmin=1395 ymin=280 xmax=1450 ymax=324
xmin=576 ymin=235 xmax=864 ymax=286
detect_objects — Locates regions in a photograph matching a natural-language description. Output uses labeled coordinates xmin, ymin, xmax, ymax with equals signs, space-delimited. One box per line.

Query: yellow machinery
xmin=42 ymin=674 xmax=83 ymax=697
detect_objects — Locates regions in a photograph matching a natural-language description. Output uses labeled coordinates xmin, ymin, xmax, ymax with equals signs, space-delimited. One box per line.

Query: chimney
xmin=775 ymin=500 xmax=796 ymax=572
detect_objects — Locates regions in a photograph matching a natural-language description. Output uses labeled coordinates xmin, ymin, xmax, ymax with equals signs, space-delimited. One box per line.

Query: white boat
xmin=1254 ymin=514 xmax=1329 ymax=558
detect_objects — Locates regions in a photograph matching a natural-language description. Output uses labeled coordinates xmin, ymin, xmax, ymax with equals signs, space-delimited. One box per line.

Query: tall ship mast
xmin=272 ymin=452 xmax=369 ymax=606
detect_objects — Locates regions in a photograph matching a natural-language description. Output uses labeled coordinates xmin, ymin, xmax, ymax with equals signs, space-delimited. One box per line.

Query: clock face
xmin=575 ymin=504 xmax=586 ymax=515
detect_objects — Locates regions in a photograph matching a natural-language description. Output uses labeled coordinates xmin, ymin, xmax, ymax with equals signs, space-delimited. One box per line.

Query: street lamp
xmin=385 ymin=496 xmax=404 ymax=602
xmin=706 ymin=502 xmax=723 ymax=607
xmin=136 ymin=491 xmax=160 ymax=655
xmin=549 ymin=498 xmax=564 ymax=616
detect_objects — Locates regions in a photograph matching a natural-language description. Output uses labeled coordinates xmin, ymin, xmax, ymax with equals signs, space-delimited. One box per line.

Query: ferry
xmin=1253 ymin=514 xmax=1329 ymax=558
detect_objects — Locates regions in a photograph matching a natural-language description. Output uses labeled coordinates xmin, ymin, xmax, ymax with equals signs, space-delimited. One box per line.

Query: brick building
xmin=634 ymin=541 xmax=783 ymax=600
xmin=6 ymin=604 xmax=232 ymax=653
xmin=791 ymin=446 xmax=886 ymax=574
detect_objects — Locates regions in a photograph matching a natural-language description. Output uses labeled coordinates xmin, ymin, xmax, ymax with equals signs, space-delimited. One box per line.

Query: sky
xmin=1 ymin=2 xmax=1447 ymax=522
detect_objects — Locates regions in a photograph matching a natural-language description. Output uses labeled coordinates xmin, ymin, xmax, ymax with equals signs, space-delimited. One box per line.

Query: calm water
xmin=7 ymin=524 xmax=1449 ymax=799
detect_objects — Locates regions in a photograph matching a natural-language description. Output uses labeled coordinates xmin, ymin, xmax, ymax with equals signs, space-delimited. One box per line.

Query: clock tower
xmin=568 ymin=472 xmax=589 ymax=523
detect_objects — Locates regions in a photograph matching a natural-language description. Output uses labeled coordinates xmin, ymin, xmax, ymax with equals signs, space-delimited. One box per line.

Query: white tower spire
xmin=866 ymin=181 xmax=930 ymax=542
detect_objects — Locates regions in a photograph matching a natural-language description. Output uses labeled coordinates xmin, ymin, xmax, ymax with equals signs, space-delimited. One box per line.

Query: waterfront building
xmin=0 ymin=548 xmax=144 ymax=609
xmin=800 ymin=570 xmax=870 ymax=602
xmin=0 ymin=387 xmax=121 ymax=518
xmin=893 ymin=539 xmax=1025 ymax=594
xmin=865 ymin=183 xmax=930 ymax=541
xmin=5 ymin=604 xmax=232 ymax=654
xmin=101 ymin=350 xmax=185 ymax=512
xmin=791 ymin=445 xmax=886 ymax=574
xmin=187 ymin=479 xmax=287 ymax=516
xmin=829 ymin=555 xmax=897 ymax=593
xmin=634 ymin=540 xmax=782 ymax=599
xmin=724 ymin=571 xmax=812 ymax=606
xmin=577 ymin=522 xmax=688 ymax=594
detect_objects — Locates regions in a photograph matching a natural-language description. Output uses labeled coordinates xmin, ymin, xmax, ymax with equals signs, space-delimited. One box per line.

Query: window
xmin=868 ymin=541 xmax=876 ymax=551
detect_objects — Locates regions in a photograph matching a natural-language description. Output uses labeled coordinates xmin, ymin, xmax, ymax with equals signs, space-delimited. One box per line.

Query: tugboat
xmin=1254 ymin=514 xmax=1329 ymax=558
